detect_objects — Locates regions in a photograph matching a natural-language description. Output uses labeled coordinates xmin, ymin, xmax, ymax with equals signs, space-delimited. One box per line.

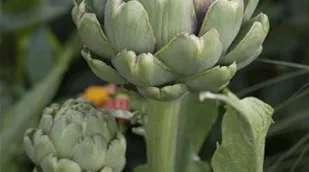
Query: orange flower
xmin=80 ymin=85 xmax=110 ymax=107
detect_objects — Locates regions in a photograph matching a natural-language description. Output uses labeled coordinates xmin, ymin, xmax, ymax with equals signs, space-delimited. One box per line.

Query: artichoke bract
xmin=24 ymin=99 xmax=126 ymax=172
xmin=72 ymin=0 xmax=269 ymax=101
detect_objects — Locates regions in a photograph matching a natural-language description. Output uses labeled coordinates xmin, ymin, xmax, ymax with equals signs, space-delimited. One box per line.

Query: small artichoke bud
xmin=24 ymin=99 xmax=126 ymax=172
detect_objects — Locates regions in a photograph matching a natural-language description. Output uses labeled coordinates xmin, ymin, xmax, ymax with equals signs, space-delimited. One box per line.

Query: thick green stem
xmin=145 ymin=92 xmax=218 ymax=172
xmin=146 ymin=98 xmax=181 ymax=172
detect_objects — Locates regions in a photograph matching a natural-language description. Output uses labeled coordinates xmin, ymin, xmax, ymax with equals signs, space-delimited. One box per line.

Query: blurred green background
xmin=0 ymin=0 xmax=308 ymax=171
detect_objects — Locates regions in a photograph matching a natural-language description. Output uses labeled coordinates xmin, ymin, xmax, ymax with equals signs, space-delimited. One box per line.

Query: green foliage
xmin=200 ymin=90 xmax=274 ymax=172
xmin=22 ymin=27 xmax=61 ymax=85
xmin=0 ymin=0 xmax=309 ymax=171
xmin=228 ymin=0 xmax=309 ymax=170
xmin=2 ymin=0 xmax=41 ymax=12
xmin=0 ymin=0 xmax=73 ymax=31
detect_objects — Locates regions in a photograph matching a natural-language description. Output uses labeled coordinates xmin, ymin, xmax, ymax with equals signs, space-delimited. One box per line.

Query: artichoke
xmin=72 ymin=0 xmax=269 ymax=101
xmin=24 ymin=99 xmax=126 ymax=172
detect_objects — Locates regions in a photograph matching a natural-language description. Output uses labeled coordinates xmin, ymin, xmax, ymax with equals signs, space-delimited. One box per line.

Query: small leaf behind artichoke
xmin=200 ymin=90 xmax=274 ymax=172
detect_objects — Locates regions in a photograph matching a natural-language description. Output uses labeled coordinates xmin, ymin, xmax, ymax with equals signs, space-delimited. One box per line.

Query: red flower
xmin=103 ymin=97 xmax=130 ymax=111
xmin=103 ymin=96 xmax=131 ymax=123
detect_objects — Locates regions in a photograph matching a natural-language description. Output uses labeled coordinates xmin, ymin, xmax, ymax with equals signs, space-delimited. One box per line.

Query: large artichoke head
xmin=72 ymin=0 xmax=269 ymax=101
xmin=24 ymin=99 xmax=126 ymax=172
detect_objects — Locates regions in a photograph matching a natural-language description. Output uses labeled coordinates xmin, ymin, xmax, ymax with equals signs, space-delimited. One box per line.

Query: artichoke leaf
xmin=237 ymin=46 xmax=263 ymax=69
xmin=40 ymin=155 xmax=82 ymax=172
xmin=73 ymin=0 xmax=83 ymax=5
xmin=156 ymin=29 xmax=223 ymax=76
xmin=199 ymin=0 xmax=244 ymax=51
xmin=112 ymin=51 xmax=176 ymax=87
xmin=24 ymin=129 xmax=57 ymax=166
xmin=243 ymin=0 xmax=260 ymax=21
xmin=24 ymin=129 xmax=41 ymax=165
xmin=138 ymin=0 xmax=197 ymax=48
xmin=75 ymin=1 xmax=115 ymax=59
xmin=33 ymin=129 xmax=44 ymax=144
xmin=34 ymin=135 xmax=57 ymax=163
xmin=54 ymin=109 xmax=84 ymax=125
xmin=193 ymin=0 xmax=216 ymax=27
xmin=104 ymin=0 xmax=155 ymax=53
xmin=137 ymin=84 xmax=188 ymax=101
xmin=50 ymin=118 xmax=83 ymax=158
xmin=105 ymin=133 xmax=126 ymax=172
xmin=84 ymin=115 xmax=115 ymax=140
xmin=100 ymin=167 xmax=113 ymax=172
xmin=82 ymin=49 xmax=127 ymax=84
xmin=71 ymin=6 xmax=79 ymax=26
xmin=220 ymin=13 xmax=269 ymax=66
xmin=71 ymin=136 xmax=108 ymax=171
xmin=182 ymin=63 xmax=237 ymax=92
xmin=38 ymin=114 xmax=54 ymax=134
xmin=92 ymin=0 xmax=108 ymax=19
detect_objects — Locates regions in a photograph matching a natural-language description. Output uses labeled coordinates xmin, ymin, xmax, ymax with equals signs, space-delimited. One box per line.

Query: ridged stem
xmin=145 ymin=92 xmax=218 ymax=172
xmin=146 ymin=97 xmax=181 ymax=172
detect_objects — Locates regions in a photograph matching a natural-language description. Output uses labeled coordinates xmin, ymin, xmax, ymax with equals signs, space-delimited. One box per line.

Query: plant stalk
xmin=145 ymin=93 xmax=218 ymax=172
xmin=146 ymin=97 xmax=181 ymax=172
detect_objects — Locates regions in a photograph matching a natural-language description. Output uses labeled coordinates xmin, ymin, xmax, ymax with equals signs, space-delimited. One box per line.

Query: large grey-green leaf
xmin=0 ymin=1 xmax=72 ymax=32
xmin=24 ymin=27 xmax=59 ymax=85
xmin=179 ymin=93 xmax=219 ymax=153
xmin=199 ymin=90 xmax=274 ymax=172
xmin=175 ymin=93 xmax=219 ymax=172
xmin=1 ymin=0 xmax=40 ymax=11
xmin=0 ymin=33 xmax=82 ymax=167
